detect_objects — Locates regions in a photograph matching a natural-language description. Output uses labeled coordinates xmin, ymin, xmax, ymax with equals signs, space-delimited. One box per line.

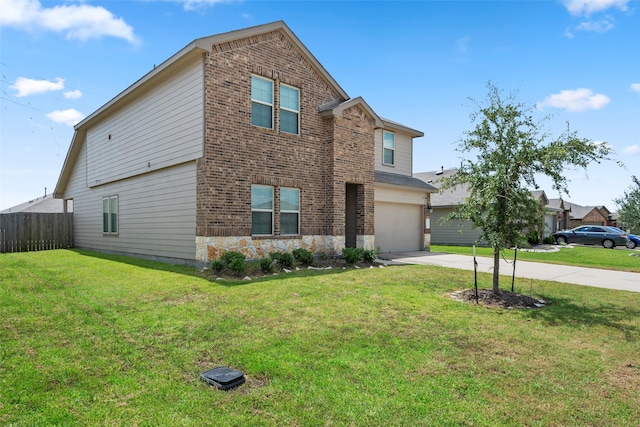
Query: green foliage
xmin=542 ymin=236 xmax=556 ymax=245
xmin=212 ymin=251 xmax=247 ymax=276
xmin=362 ymin=249 xmax=379 ymax=263
xmin=292 ymin=248 xmax=314 ymax=266
xmin=270 ymin=251 xmax=295 ymax=269
xmin=342 ymin=247 xmax=363 ymax=264
xmin=210 ymin=259 xmax=225 ymax=274
xmin=614 ymin=175 xmax=640 ymax=234
xmin=341 ymin=248 xmax=378 ymax=264
xmin=228 ymin=256 xmax=247 ymax=276
xmin=439 ymin=82 xmax=615 ymax=292
xmin=526 ymin=230 xmax=540 ymax=246
xmin=260 ymin=257 xmax=274 ymax=274
xmin=221 ymin=250 xmax=245 ymax=265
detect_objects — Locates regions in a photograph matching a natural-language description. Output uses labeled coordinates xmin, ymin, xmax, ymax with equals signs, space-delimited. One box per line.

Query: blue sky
xmin=1 ymin=0 xmax=638 ymax=211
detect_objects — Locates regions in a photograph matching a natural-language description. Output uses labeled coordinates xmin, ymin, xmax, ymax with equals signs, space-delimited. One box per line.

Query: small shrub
xmin=260 ymin=257 xmax=274 ymax=274
xmin=342 ymin=247 xmax=364 ymax=265
xmin=221 ymin=251 xmax=245 ymax=265
xmin=220 ymin=251 xmax=246 ymax=276
xmin=270 ymin=251 xmax=295 ymax=269
xmin=211 ymin=259 xmax=225 ymax=274
xmin=228 ymin=256 xmax=246 ymax=276
xmin=526 ymin=230 xmax=540 ymax=246
xmin=543 ymin=236 xmax=556 ymax=245
xmin=292 ymin=248 xmax=314 ymax=266
xmin=362 ymin=249 xmax=378 ymax=263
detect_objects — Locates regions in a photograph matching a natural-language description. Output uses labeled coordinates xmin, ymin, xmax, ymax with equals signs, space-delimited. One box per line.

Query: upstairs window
xmin=251 ymin=76 xmax=273 ymax=129
xmin=383 ymin=131 xmax=395 ymax=165
xmin=251 ymin=185 xmax=273 ymax=235
xmin=102 ymin=195 xmax=118 ymax=234
xmin=280 ymin=84 xmax=299 ymax=134
xmin=280 ymin=188 xmax=300 ymax=235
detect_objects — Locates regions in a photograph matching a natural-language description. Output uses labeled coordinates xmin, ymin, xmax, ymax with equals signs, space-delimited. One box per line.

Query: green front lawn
xmin=1 ymin=249 xmax=639 ymax=426
xmin=431 ymin=244 xmax=640 ymax=273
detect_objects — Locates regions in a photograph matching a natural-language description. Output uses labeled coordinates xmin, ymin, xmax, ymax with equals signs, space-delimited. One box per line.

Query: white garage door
xmin=375 ymin=202 xmax=422 ymax=253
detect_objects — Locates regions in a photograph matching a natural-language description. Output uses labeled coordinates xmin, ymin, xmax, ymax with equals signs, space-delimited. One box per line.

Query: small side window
xmin=102 ymin=195 xmax=118 ymax=234
xmin=383 ymin=131 xmax=395 ymax=166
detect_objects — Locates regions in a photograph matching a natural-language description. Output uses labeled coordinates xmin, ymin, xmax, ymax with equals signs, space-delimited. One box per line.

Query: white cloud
xmin=182 ymin=0 xmax=241 ymax=11
xmin=46 ymin=109 xmax=85 ymax=126
xmin=632 ymin=83 xmax=640 ymax=94
xmin=562 ymin=0 xmax=630 ymax=16
xmin=623 ymin=145 xmax=639 ymax=155
xmin=0 ymin=0 xmax=140 ymax=45
xmin=574 ymin=16 xmax=615 ymax=33
xmin=11 ymin=77 xmax=64 ymax=97
xmin=538 ymin=88 xmax=611 ymax=112
xmin=63 ymin=90 xmax=83 ymax=99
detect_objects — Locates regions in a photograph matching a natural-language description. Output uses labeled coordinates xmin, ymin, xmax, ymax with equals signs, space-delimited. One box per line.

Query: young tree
xmin=614 ymin=176 xmax=640 ymax=234
xmin=440 ymin=83 xmax=614 ymax=294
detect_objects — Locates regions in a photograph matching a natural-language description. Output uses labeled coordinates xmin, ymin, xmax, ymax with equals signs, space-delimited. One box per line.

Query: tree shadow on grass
xmin=524 ymin=295 xmax=640 ymax=341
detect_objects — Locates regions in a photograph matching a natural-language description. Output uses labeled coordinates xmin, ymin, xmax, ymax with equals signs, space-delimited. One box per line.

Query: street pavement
xmin=380 ymin=251 xmax=640 ymax=293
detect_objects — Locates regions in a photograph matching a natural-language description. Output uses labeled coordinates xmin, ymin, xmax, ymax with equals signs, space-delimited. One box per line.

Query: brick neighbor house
xmin=54 ymin=21 xmax=436 ymax=265
xmin=549 ymin=200 xmax=617 ymax=229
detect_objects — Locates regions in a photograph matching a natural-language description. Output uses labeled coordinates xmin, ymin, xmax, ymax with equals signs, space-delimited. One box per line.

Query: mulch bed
xmin=451 ymin=289 xmax=547 ymax=309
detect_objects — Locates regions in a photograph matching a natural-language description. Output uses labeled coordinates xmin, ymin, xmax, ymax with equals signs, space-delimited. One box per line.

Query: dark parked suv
xmin=553 ymin=225 xmax=629 ymax=249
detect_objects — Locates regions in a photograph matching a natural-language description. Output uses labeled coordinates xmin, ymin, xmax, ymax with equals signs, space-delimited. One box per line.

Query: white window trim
xmin=251 ymin=184 xmax=274 ymax=236
xmin=251 ymin=75 xmax=274 ymax=130
xmin=279 ymin=83 xmax=300 ymax=135
xmin=280 ymin=187 xmax=300 ymax=235
xmin=383 ymin=130 xmax=395 ymax=166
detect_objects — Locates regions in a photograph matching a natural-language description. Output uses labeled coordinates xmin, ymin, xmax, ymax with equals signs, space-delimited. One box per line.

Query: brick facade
xmin=195 ymin=29 xmax=376 ymax=261
xmin=569 ymin=207 xmax=609 ymax=228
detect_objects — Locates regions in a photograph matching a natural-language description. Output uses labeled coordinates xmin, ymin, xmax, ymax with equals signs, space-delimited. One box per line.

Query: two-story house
xmin=54 ymin=21 xmax=435 ymax=265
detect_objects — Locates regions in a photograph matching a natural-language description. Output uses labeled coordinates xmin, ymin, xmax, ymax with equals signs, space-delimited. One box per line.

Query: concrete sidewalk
xmin=380 ymin=251 xmax=640 ymax=293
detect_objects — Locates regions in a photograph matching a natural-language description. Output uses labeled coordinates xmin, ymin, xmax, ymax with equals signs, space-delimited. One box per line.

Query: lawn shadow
xmin=71 ymin=248 xmax=365 ymax=287
xmin=525 ymin=295 xmax=640 ymax=341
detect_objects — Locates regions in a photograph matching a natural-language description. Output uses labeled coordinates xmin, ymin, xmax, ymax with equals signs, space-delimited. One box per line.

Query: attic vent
xmin=435 ymin=166 xmax=444 ymax=175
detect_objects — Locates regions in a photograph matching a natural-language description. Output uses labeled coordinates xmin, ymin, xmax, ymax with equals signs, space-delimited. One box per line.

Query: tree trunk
xmin=492 ymin=246 xmax=500 ymax=294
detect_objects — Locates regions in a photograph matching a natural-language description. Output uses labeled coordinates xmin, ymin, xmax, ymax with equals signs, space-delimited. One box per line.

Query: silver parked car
xmin=553 ymin=225 xmax=629 ymax=249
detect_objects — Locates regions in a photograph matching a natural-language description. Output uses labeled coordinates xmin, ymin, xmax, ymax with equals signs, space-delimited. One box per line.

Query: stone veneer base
xmin=196 ymin=235 xmax=375 ymax=262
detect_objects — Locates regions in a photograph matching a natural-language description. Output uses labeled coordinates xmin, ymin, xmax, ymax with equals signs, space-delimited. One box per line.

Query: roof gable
xmin=55 ymin=21 xmax=349 ymax=198
xmin=319 ymin=97 xmax=383 ymax=127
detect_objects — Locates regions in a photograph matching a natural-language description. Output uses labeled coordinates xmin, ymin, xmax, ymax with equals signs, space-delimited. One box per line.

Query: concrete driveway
xmin=379 ymin=251 xmax=640 ymax=293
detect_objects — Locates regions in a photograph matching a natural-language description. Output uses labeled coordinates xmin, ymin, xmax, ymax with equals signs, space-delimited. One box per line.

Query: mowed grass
xmin=432 ymin=244 xmax=640 ymax=273
xmin=1 ymin=249 xmax=639 ymax=426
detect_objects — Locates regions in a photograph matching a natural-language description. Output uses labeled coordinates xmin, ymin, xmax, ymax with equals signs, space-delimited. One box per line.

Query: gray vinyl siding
xmin=374 ymin=129 xmax=412 ymax=176
xmin=64 ymin=142 xmax=197 ymax=261
xmin=86 ymin=59 xmax=204 ymax=187
xmin=431 ymin=208 xmax=485 ymax=246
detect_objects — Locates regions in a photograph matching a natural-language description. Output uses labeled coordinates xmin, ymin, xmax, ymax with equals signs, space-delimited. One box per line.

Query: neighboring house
xmin=415 ymin=168 xmax=560 ymax=246
xmin=54 ymin=21 xmax=436 ymax=265
xmin=1 ymin=193 xmax=73 ymax=213
xmin=549 ymin=200 xmax=617 ymax=229
xmin=414 ymin=168 xmax=482 ymax=246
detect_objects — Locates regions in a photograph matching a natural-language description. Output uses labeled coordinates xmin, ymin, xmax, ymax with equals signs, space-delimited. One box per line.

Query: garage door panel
xmin=375 ymin=202 xmax=422 ymax=253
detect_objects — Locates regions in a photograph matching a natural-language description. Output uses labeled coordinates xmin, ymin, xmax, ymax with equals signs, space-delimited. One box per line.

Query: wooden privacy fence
xmin=0 ymin=213 xmax=74 ymax=253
